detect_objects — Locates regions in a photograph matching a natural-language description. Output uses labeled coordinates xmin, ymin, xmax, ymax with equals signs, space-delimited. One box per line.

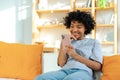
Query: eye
xmin=77 ymin=25 xmax=82 ymax=29
xmin=77 ymin=24 xmax=84 ymax=28
xmin=70 ymin=25 xmax=74 ymax=28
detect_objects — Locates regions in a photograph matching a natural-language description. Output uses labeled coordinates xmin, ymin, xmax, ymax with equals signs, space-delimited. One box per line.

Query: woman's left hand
xmin=66 ymin=45 xmax=75 ymax=56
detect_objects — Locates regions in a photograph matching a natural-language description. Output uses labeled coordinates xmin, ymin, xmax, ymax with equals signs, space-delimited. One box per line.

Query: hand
xmin=61 ymin=34 xmax=70 ymax=49
xmin=66 ymin=44 xmax=75 ymax=56
xmin=61 ymin=34 xmax=76 ymax=47
xmin=60 ymin=34 xmax=76 ymax=54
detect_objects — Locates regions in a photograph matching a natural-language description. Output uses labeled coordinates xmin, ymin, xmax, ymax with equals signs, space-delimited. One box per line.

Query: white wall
xmin=0 ymin=0 xmax=32 ymax=44
xmin=43 ymin=53 xmax=61 ymax=73
xmin=118 ymin=0 xmax=120 ymax=53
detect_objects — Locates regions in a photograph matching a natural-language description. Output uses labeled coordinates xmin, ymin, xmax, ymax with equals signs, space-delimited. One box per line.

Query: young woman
xmin=35 ymin=10 xmax=103 ymax=80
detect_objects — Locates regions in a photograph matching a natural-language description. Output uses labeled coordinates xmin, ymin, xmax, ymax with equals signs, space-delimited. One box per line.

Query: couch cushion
xmin=0 ymin=41 xmax=43 ymax=80
xmin=101 ymin=55 xmax=120 ymax=80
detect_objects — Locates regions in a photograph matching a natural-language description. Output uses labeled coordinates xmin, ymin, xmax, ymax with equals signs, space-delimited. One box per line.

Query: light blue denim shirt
xmin=63 ymin=38 xmax=103 ymax=77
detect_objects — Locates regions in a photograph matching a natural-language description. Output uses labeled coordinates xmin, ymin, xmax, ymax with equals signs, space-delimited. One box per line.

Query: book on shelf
xmin=110 ymin=14 xmax=114 ymax=24
xmin=87 ymin=0 xmax=92 ymax=7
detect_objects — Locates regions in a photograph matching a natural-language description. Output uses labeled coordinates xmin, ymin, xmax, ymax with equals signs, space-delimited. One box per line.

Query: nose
xmin=72 ymin=27 xmax=78 ymax=32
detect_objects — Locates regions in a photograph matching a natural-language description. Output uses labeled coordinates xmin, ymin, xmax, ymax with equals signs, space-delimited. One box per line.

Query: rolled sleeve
xmin=90 ymin=40 xmax=103 ymax=64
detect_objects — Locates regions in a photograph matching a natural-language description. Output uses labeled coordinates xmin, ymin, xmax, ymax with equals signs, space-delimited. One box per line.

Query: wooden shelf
xmin=95 ymin=7 xmax=114 ymax=10
xmin=101 ymin=41 xmax=114 ymax=45
xmin=34 ymin=41 xmax=56 ymax=52
xmin=96 ymin=24 xmax=114 ymax=28
xmin=75 ymin=7 xmax=92 ymax=11
xmin=36 ymin=9 xmax=70 ymax=14
xmin=43 ymin=47 xmax=56 ymax=52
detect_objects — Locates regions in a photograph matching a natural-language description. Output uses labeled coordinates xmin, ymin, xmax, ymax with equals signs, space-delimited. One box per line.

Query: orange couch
xmin=0 ymin=41 xmax=43 ymax=80
xmin=0 ymin=41 xmax=120 ymax=80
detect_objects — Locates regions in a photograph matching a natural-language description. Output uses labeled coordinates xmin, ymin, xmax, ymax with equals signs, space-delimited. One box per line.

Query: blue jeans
xmin=35 ymin=68 xmax=93 ymax=80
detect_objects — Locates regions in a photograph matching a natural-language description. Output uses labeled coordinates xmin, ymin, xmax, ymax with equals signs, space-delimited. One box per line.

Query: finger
xmin=61 ymin=35 xmax=65 ymax=39
xmin=70 ymin=45 xmax=73 ymax=49
xmin=70 ymin=35 xmax=77 ymax=40
xmin=66 ymin=44 xmax=72 ymax=49
xmin=71 ymin=46 xmax=74 ymax=49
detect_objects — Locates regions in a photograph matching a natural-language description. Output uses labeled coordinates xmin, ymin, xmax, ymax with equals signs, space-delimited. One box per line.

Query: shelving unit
xmin=32 ymin=0 xmax=118 ymax=54
xmin=93 ymin=0 xmax=118 ymax=55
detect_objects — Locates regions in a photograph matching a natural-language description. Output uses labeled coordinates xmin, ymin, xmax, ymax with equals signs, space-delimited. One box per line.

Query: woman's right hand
xmin=61 ymin=34 xmax=76 ymax=53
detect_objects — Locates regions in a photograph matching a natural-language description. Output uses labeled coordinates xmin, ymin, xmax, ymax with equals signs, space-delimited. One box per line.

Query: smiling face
xmin=70 ymin=21 xmax=86 ymax=40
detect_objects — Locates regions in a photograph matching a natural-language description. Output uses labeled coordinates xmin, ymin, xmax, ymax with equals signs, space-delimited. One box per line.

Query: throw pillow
xmin=0 ymin=41 xmax=43 ymax=80
xmin=101 ymin=55 xmax=120 ymax=80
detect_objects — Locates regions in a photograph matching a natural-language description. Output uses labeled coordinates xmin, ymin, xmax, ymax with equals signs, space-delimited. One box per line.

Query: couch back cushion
xmin=101 ymin=55 xmax=120 ymax=80
xmin=0 ymin=41 xmax=43 ymax=80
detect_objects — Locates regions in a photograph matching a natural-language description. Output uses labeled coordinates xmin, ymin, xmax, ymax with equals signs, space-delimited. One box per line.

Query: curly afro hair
xmin=64 ymin=10 xmax=96 ymax=35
